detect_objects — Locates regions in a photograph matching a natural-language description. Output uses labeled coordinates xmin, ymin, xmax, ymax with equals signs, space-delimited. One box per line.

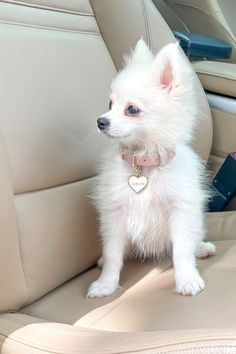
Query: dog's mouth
xmin=100 ymin=129 xmax=130 ymax=140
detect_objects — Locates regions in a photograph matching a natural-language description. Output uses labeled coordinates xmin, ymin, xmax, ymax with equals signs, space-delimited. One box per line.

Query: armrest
xmin=173 ymin=31 xmax=232 ymax=60
xmin=193 ymin=61 xmax=236 ymax=98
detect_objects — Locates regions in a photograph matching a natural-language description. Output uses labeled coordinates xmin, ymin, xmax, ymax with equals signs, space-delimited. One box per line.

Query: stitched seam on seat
xmin=1 ymin=0 xmax=94 ymax=17
xmin=167 ymin=3 xmax=236 ymax=45
xmin=198 ymin=72 xmax=236 ymax=81
xmin=208 ymin=14 xmax=236 ymax=44
xmin=160 ymin=344 xmax=236 ymax=353
xmin=0 ymin=132 xmax=29 ymax=307
xmin=1 ymin=332 xmax=236 ymax=354
xmin=14 ymin=175 xmax=97 ymax=196
xmin=0 ymin=20 xmax=100 ymax=35
xmin=144 ymin=0 xmax=152 ymax=48
xmin=77 ymin=336 xmax=236 ymax=353
xmin=140 ymin=0 xmax=150 ymax=48
xmin=0 ymin=339 xmax=235 ymax=354
xmin=162 ymin=1 xmax=189 ymax=32
xmin=0 ymin=336 xmax=58 ymax=354
xmin=13 ymin=206 xmax=30 ymax=306
xmin=0 ymin=314 xmax=46 ymax=325
xmin=166 ymin=2 xmax=221 ymax=15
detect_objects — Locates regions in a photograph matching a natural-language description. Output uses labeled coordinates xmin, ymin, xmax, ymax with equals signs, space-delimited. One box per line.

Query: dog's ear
xmin=125 ymin=39 xmax=153 ymax=67
xmin=150 ymin=42 xmax=181 ymax=91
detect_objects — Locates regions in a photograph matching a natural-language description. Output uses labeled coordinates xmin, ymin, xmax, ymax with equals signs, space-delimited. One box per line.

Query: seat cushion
xmin=20 ymin=240 xmax=236 ymax=332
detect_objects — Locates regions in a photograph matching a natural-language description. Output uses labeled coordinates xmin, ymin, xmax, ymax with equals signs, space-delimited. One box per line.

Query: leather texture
xmin=0 ymin=0 xmax=235 ymax=353
xmin=20 ymin=241 xmax=236 ymax=331
xmin=206 ymin=211 xmax=236 ymax=240
xmin=3 ymin=0 xmax=94 ymax=15
xmin=0 ymin=240 xmax=235 ymax=352
xmin=20 ymin=259 xmax=172 ymax=324
xmin=194 ymin=61 xmax=236 ymax=98
xmin=153 ymin=0 xmax=188 ymax=31
xmin=210 ymin=108 xmax=236 ymax=158
xmin=0 ymin=0 xmax=115 ymax=310
xmin=0 ymin=129 xmax=27 ymax=311
xmin=90 ymin=0 xmax=175 ymax=70
xmin=0 ymin=2 xmax=98 ymax=33
xmin=1 ymin=313 xmax=236 ymax=354
xmin=0 ymin=2 xmax=115 ymax=194
xmin=14 ymin=178 xmax=101 ymax=305
xmin=160 ymin=0 xmax=236 ymax=63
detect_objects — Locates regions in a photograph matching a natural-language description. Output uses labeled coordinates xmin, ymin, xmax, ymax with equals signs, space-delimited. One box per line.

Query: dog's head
xmin=97 ymin=39 xmax=199 ymax=150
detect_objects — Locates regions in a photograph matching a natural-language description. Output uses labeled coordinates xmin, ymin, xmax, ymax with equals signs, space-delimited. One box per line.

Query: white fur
xmin=87 ymin=40 xmax=216 ymax=298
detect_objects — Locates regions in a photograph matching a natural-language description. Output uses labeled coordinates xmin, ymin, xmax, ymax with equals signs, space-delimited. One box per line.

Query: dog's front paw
xmin=196 ymin=241 xmax=216 ymax=259
xmin=176 ymin=273 xmax=205 ymax=296
xmin=87 ymin=280 xmax=118 ymax=298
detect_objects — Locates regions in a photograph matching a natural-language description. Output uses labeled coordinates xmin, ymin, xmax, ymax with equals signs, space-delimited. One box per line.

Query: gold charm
xmin=128 ymin=155 xmax=148 ymax=193
xmin=128 ymin=175 xmax=148 ymax=193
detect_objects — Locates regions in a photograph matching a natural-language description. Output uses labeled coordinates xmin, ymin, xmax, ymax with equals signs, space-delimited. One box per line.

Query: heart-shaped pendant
xmin=128 ymin=175 xmax=148 ymax=193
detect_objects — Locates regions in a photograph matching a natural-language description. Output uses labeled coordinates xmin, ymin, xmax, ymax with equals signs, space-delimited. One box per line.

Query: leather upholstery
xmin=154 ymin=0 xmax=236 ymax=63
xmin=90 ymin=0 xmax=175 ymax=70
xmin=1 ymin=240 xmax=236 ymax=352
xmin=20 ymin=241 xmax=236 ymax=331
xmin=211 ymin=108 xmax=236 ymax=158
xmin=0 ymin=0 xmax=115 ymax=308
xmin=5 ymin=0 xmax=94 ymax=14
xmin=14 ymin=179 xmax=101 ymax=305
xmin=1 ymin=313 xmax=236 ymax=354
xmin=0 ymin=129 xmax=26 ymax=311
xmin=194 ymin=61 xmax=236 ymax=98
xmin=0 ymin=2 xmax=115 ymax=194
xmin=0 ymin=0 xmax=235 ymax=353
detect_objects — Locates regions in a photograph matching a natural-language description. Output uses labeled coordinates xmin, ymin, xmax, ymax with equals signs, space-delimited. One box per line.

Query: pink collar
xmin=120 ymin=146 xmax=176 ymax=167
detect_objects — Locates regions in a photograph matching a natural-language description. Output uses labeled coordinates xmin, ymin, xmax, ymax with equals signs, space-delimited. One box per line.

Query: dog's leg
xmin=170 ymin=207 xmax=205 ymax=296
xmin=87 ymin=222 xmax=126 ymax=298
xmin=97 ymin=245 xmax=131 ymax=269
xmin=196 ymin=241 xmax=216 ymax=259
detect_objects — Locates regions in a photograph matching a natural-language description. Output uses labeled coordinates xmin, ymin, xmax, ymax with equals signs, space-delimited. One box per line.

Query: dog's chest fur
xmin=96 ymin=149 xmax=188 ymax=257
xmin=125 ymin=165 xmax=172 ymax=256
xmin=95 ymin=143 xmax=204 ymax=258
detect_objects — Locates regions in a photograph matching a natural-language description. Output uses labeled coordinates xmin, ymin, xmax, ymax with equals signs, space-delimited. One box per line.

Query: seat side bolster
xmin=1 ymin=316 xmax=236 ymax=354
xmin=0 ymin=129 xmax=27 ymax=311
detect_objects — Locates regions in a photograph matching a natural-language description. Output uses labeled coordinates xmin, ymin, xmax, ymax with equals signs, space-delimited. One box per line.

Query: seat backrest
xmin=0 ymin=0 xmax=212 ymax=312
xmin=0 ymin=0 xmax=116 ymax=311
xmin=153 ymin=0 xmax=236 ymax=63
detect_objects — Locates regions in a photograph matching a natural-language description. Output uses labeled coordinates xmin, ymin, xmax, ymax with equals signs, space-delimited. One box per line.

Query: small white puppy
xmin=87 ymin=40 xmax=215 ymax=298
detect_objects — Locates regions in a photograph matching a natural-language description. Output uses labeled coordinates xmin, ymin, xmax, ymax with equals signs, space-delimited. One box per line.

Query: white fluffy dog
xmin=87 ymin=40 xmax=216 ymax=298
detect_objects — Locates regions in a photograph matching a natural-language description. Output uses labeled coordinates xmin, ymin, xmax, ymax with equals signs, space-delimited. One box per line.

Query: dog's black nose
xmin=97 ymin=117 xmax=110 ymax=131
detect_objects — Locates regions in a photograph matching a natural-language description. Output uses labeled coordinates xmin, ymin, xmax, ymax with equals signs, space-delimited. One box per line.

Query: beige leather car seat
xmin=0 ymin=0 xmax=236 ymax=353
xmin=153 ymin=0 xmax=236 ymax=63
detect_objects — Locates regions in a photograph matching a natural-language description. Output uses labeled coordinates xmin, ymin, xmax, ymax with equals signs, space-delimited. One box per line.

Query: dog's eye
xmin=109 ymin=100 xmax=112 ymax=110
xmin=125 ymin=105 xmax=141 ymax=117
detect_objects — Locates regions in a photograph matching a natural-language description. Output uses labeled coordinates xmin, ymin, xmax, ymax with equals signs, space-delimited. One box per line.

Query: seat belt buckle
xmin=208 ymin=152 xmax=236 ymax=212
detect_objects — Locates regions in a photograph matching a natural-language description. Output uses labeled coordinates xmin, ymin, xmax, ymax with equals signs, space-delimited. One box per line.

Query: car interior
xmin=1 ymin=0 xmax=236 ymax=353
